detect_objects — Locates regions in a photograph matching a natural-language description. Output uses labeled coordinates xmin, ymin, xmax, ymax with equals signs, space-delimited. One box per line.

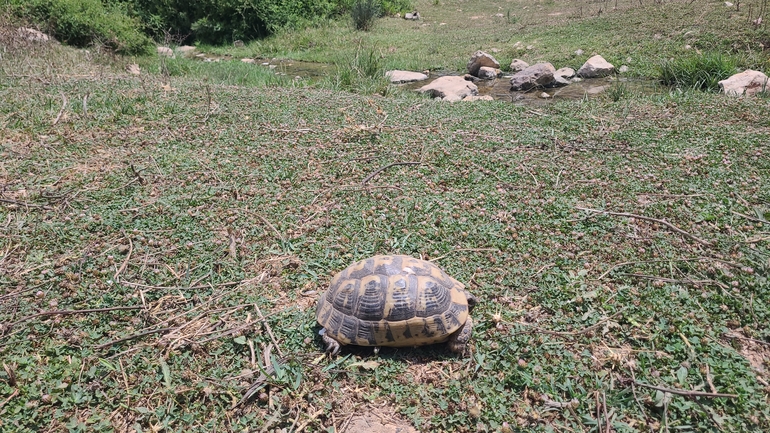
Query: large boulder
xmin=509 ymin=59 xmax=530 ymax=73
xmin=719 ymin=70 xmax=769 ymax=96
xmin=418 ymin=76 xmax=478 ymax=100
xmin=386 ymin=70 xmax=429 ymax=84
xmin=510 ymin=63 xmax=556 ymax=90
xmin=577 ymin=55 xmax=614 ymax=78
xmin=467 ymin=51 xmax=501 ymax=77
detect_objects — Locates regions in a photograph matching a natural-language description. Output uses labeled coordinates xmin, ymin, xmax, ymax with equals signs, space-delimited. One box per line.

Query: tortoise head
xmin=465 ymin=291 xmax=478 ymax=311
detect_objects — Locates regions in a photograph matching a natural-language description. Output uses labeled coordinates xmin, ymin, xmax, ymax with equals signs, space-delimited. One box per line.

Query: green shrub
xmin=8 ymin=0 xmax=152 ymax=54
xmin=658 ymin=52 xmax=740 ymax=92
xmin=351 ymin=0 xmax=380 ymax=31
xmin=112 ymin=0 xmax=349 ymax=45
xmin=381 ymin=0 xmax=412 ymax=15
xmin=326 ymin=46 xmax=388 ymax=94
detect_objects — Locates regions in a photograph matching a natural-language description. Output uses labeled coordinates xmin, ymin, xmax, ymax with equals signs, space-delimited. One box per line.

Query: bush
xmin=381 ymin=0 xmax=412 ymax=15
xmin=658 ymin=52 xmax=740 ymax=92
xmin=8 ymin=0 xmax=152 ymax=54
xmin=351 ymin=0 xmax=380 ymax=31
xmin=113 ymin=0 xmax=349 ymax=45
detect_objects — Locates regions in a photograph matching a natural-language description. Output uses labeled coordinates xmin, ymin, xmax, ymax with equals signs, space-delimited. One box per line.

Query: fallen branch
xmin=257 ymin=214 xmax=285 ymax=244
xmin=575 ymin=207 xmax=712 ymax=247
xmin=634 ymin=381 xmax=738 ymax=399
xmin=516 ymin=310 xmax=625 ymax=339
xmin=6 ymin=306 xmax=143 ymax=330
xmin=361 ymin=161 xmax=420 ymax=184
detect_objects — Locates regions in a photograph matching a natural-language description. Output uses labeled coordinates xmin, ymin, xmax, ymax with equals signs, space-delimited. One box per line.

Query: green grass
xmin=1 ymin=6 xmax=770 ymax=433
xmin=238 ymin=0 xmax=769 ymax=77
xmin=659 ymin=52 xmax=742 ymax=92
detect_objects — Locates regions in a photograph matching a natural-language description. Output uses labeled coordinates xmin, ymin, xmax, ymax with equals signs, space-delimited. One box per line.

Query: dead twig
xmin=255 ymin=303 xmax=284 ymax=357
xmin=575 ymin=207 xmax=712 ymax=247
xmin=95 ymin=327 xmax=176 ymax=350
xmin=0 ymin=197 xmax=54 ymax=210
xmin=516 ymin=310 xmax=625 ymax=339
xmin=52 ymin=91 xmax=68 ymax=125
xmin=6 ymin=306 xmax=143 ymax=330
xmin=633 ymin=381 xmax=738 ymax=399
xmin=731 ymin=210 xmax=770 ymax=226
xmin=0 ymin=388 xmax=19 ymax=409
xmin=257 ymin=214 xmax=286 ymax=244
xmin=361 ymin=162 xmax=421 ymax=184
xmin=114 ymin=236 xmax=133 ymax=282
xmin=429 ymin=247 xmax=499 ymax=262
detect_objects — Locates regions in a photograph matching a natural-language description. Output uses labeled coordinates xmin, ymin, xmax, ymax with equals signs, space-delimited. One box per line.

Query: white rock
xmin=385 ymin=70 xmax=430 ymax=84
xmin=577 ymin=55 xmax=614 ymax=78
xmin=17 ymin=27 xmax=49 ymax=42
xmin=241 ymin=58 xmax=255 ymax=64
xmin=725 ymin=1 xmax=733 ymax=6
xmin=418 ymin=76 xmax=478 ymax=99
xmin=157 ymin=46 xmax=174 ymax=58
xmin=719 ymin=70 xmax=769 ymax=96
xmin=510 ymin=59 xmax=530 ymax=73
xmin=467 ymin=51 xmax=501 ymax=76
xmin=555 ymin=67 xmax=575 ymax=78
xmin=540 ymin=92 xmax=551 ymax=98
xmin=463 ymin=95 xmax=495 ymax=101
xmin=575 ymin=49 xmax=584 ymax=56
xmin=618 ymin=65 xmax=629 ymax=73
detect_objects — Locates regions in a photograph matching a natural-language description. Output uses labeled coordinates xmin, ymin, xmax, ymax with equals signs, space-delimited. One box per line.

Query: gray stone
xmin=233 ymin=40 xmax=244 ymax=47
xmin=540 ymin=92 xmax=551 ymax=99
xmin=549 ymin=74 xmax=571 ymax=87
xmin=418 ymin=76 xmax=478 ymax=100
xmin=442 ymin=94 xmax=463 ymax=102
xmin=241 ymin=58 xmax=256 ymax=64
xmin=467 ymin=51 xmax=501 ymax=76
xmin=577 ymin=55 xmax=614 ymax=78
xmin=509 ymin=62 xmax=556 ymax=90
xmin=509 ymin=59 xmax=530 ymax=73
xmin=719 ymin=70 xmax=769 ymax=96
xmin=385 ymin=70 xmax=429 ymax=84
xmin=574 ymin=49 xmax=584 ymax=56
xmin=404 ymin=11 xmax=420 ymax=20
xmin=477 ymin=66 xmax=500 ymax=80
xmin=618 ymin=65 xmax=629 ymax=73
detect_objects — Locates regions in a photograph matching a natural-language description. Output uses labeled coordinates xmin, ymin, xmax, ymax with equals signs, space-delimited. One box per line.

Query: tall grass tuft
xmin=658 ymin=52 xmax=740 ymax=92
xmin=324 ymin=46 xmax=389 ymax=94
xmin=351 ymin=0 xmax=381 ymax=31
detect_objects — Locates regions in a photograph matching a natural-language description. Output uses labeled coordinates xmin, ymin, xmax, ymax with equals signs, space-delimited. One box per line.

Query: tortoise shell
xmin=316 ymin=255 xmax=473 ymax=348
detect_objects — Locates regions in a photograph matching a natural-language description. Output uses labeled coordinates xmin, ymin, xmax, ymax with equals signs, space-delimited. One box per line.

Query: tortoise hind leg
xmin=319 ymin=328 xmax=341 ymax=355
xmin=447 ymin=316 xmax=473 ymax=355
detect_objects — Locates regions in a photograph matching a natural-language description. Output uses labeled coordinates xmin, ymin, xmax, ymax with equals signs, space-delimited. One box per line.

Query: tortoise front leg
xmin=447 ymin=316 xmax=473 ymax=355
xmin=319 ymin=328 xmax=341 ymax=355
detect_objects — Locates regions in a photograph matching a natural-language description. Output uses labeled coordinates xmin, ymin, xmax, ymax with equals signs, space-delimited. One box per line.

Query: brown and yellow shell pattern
xmin=316 ymin=255 xmax=476 ymax=355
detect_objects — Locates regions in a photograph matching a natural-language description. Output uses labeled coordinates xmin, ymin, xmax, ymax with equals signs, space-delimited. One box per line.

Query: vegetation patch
xmin=659 ymin=52 xmax=742 ymax=92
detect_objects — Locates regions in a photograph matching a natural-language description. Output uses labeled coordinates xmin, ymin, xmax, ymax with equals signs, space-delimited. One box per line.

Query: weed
xmin=607 ymin=80 xmax=631 ymax=101
xmin=658 ymin=52 xmax=740 ymax=92
xmin=351 ymin=0 xmax=381 ymax=31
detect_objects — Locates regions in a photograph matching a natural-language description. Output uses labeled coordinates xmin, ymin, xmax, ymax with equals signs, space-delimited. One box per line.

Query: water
xmin=194 ymin=54 xmax=662 ymax=104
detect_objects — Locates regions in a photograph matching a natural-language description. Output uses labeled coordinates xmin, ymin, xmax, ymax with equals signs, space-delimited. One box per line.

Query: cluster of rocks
xmin=387 ymin=48 xmax=768 ymax=101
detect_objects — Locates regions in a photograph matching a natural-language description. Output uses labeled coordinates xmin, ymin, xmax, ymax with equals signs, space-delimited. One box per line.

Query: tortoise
xmin=315 ymin=255 xmax=476 ymax=355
